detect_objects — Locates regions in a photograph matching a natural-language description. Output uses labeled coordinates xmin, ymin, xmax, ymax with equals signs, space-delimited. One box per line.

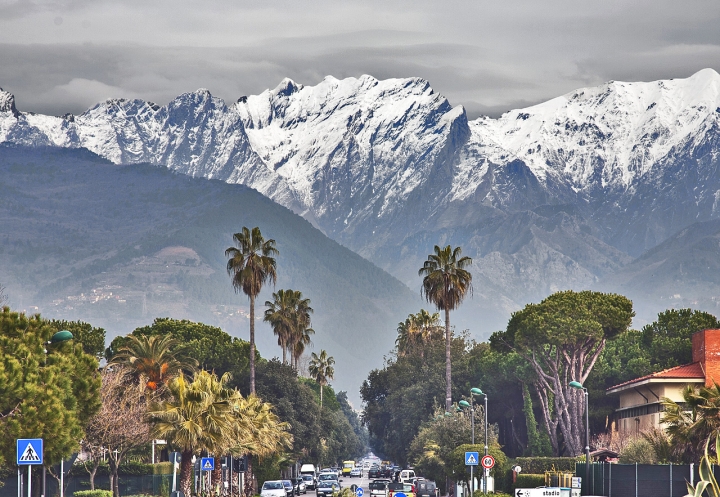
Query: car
xmin=282 ymin=480 xmax=295 ymax=497
xmin=369 ymin=480 xmax=391 ymax=497
xmin=415 ymin=480 xmax=437 ymax=497
xmin=388 ymin=483 xmax=415 ymax=497
xmin=292 ymin=477 xmax=307 ymax=494
xmin=302 ymin=474 xmax=316 ymax=490
xmin=262 ymin=481 xmax=290 ymax=497
xmin=317 ymin=473 xmax=341 ymax=488
xmin=350 ymin=467 xmax=362 ymax=478
xmin=368 ymin=466 xmax=381 ymax=479
xmin=316 ymin=481 xmax=340 ymax=497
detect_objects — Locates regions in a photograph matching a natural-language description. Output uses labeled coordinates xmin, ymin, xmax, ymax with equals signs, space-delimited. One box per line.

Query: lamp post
xmin=569 ymin=381 xmax=590 ymax=495
xmin=46 ymin=330 xmax=74 ymax=497
xmin=459 ymin=387 xmax=485 ymax=495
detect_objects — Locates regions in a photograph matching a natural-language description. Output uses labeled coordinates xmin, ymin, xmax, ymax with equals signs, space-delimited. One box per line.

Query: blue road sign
xmin=201 ymin=457 xmax=215 ymax=471
xmin=17 ymin=439 xmax=43 ymax=465
xmin=465 ymin=451 xmax=479 ymax=466
xmin=356 ymin=488 xmax=364 ymax=497
xmin=394 ymin=493 xmax=406 ymax=497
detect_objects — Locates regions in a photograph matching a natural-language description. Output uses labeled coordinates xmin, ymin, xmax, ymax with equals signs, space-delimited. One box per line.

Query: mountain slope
xmin=0 ymin=145 xmax=419 ymax=402
xmin=3 ymin=69 xmax=720 ymax=332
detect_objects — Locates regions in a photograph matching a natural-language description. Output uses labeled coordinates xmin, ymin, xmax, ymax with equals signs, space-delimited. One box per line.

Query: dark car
xmin=369 ymin=466 xmax=381 ymax=479
xmin=282 ymin=480 xmax=295 ymax=497
xmin=415 ymin=481 xmax=437 ymax=497
xmin=316 ymin=481 xmax=339 ymax=497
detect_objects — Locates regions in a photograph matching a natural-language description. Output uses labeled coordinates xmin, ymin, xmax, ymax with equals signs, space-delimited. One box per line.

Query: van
xmin=342 ymin=461 xmax=355 ymax=476
xmin=399 ymin=470 xmax=415 ymax=484
xmin=300 ymin=464 xmax=317 ymax=488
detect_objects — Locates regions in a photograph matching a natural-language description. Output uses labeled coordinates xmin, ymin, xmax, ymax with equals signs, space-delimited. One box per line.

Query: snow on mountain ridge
xmin=468 ymin=68 xmax=720 ymax=194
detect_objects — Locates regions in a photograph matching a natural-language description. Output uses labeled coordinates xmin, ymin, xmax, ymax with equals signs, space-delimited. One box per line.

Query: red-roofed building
xmin=606 ymin=329 xmax=720 ymax=435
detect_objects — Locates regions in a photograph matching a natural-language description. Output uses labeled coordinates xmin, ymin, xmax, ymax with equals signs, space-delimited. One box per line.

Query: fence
xmin=576 ymin=463 xmax=708 ymax=497
xmin=0 ymin=474 xmax=173 ymax=497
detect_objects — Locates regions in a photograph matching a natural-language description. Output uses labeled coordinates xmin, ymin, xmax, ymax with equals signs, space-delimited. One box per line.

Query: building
xmin=606 ymin=328 xmax=720 ymax=435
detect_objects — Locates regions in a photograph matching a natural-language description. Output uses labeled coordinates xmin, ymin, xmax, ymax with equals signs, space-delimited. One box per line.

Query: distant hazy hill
xmin=0 ymin=145 xmax=420 ymax=403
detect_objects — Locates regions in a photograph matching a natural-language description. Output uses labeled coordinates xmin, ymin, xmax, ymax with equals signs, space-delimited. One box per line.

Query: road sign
xmin=480 ymin=455 xmax=495 ymax=469
xmin=17 ymin=439 xmax=43 ymax=465
xmin=464 ymin=451 xmax=479 ymax=466
xmin=515 ymin=489 xmax=562 ymax=497
xmin=394 ymin=493 xmax=406 ymax=497
xmin=571 ymin=477 xmax=581 ymax=489
xmin=355 ymin=487 xmax=364 ymax=497
xmin=201 ymin=457 xmax=214 ymax=471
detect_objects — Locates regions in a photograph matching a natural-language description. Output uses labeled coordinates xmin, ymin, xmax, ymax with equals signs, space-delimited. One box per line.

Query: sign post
xmin=17 ymin=439 xmax=43 ymax=497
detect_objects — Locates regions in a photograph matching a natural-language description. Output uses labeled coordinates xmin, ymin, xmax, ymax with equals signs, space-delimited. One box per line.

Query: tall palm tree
xmin=309 ymin=350 xmax=335 ymax=408
xmin=418 ymin=245 xmax=473 ymax=411
xmin=108 ymin=334 xmax=196 ymax=391
xmin=264 ymin=289 xmax=296 ymax=365
xmin=288 ymin=291 xmax=313 ymax=370
xmin=226 ymin=226 xmax=278 ymax=394
xmin=147 ymin=371 xmax=239 ymax=497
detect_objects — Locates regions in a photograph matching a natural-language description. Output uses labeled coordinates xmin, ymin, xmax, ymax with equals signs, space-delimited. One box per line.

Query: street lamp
xmin=45 ymin=330 xmax=73 ymax=497
xmin=569 ymin=381 xmax=590 ymax=494
xmin=459 ymin=387 xmax=486 ymax=495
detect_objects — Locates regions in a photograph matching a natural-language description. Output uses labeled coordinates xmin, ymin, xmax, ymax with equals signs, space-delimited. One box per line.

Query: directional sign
xmin=201 ymin=457 xmax=215 ymax=471
xmin=464 ymin=451 xmax=479 ymax=466
xmin=480 ymin=455 xmax=495 ymax=469
xmin=515 ymin=489 xmax=562 ymax=497
xmin=355 ymin=487 xmax=364 ymax=497
xmin=394 ymin=493 xmax=406 ymax=497
xmin=17 ymin=439 xmax=43 ymax=465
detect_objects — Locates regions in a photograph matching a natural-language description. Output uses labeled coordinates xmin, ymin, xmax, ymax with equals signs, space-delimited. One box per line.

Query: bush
xmin=619 ymin=438 xmax=657 ymax=464
xmin=473 ymin=492 xmax=512 ymax=497
xmin=513 ymin=474 xmax=545 ymax=489
xmin=73 ymin=491 xmax=113 ymax=497
xmin=153 ymin=462 xmax=174 ymax=475
xmin=513 ymin=457 xmax=578 ymax=474
xmin=70 ymin=461 xmax=154 ymax=477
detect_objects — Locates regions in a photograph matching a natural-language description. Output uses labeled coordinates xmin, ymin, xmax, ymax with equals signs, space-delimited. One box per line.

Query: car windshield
xmin=370 ymin=482 xmax=388 ymax=490
xmin=319 ymin=475 xmax=336 ymax=481
xmin=318 ymin=482 xmax=335 ymax=489
xmin=283 ymin=481 xmax=292 ymax=487
xmin=263 ymin=482 xmax=283 ymax=490
xmin=302 ymin=476 xmax=313 ymax=481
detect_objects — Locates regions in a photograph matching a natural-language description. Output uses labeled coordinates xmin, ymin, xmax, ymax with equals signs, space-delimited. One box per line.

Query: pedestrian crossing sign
xmin=201 ymin=457 xmax=215 ymax=471
xmin=17 ymin=439 xmax=43 ymax=465
xmin=465 ymin=451 xmax=479 ymax=466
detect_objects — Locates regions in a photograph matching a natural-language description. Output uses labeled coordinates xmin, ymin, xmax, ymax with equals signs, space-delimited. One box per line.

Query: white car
xmin=350 ymin=467 xmax=362 ymax=478
xmin=262 ymin=481 xmax=289 ymax=497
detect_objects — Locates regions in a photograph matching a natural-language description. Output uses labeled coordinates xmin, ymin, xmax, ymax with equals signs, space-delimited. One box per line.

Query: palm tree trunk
xmin=320 ymin=383 xmax=324 ymax=408
xmin=180 ymin=449 xmax=194 ymax=497
xmin=282 ymin=340 xmax=287 ymax=365
xmin=445 ymin=307 xmax=451 ymax=412
xmin=250 ymin=295 xmax=256 ymax=394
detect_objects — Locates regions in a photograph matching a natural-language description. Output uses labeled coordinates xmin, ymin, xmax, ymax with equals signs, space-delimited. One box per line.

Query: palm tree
xmin=108 ymin=334 xmax=196 ymax=391
xmin=418 ymin=245 xmax=473 ymax=411
xmin=264 ymin=289 xmax=296 ymax=365
xmin=226 ymin=226 xmax=278 ymax=394
xmin=288 ymin=291 xmax=313 ymax=370
xmin=309 ymin=350 xmax=335 ymax=408
xmin=147 ymin=371 xmax=240 ymax=497
xmin=662 ymin=382 xmax=720 ymax=462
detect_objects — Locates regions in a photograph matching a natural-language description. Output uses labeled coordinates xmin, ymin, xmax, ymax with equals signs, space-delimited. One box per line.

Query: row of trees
xmin=362 ymin=285 xmax=720 ymax=468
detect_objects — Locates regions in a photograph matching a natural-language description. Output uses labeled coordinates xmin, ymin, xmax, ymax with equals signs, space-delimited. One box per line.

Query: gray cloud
xmin=0 ymin=1 xmax=718 ymax=118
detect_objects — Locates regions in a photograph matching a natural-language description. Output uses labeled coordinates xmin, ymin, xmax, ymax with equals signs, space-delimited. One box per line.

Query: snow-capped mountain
xmin=3 ymin=69 xmax=720 ymax=331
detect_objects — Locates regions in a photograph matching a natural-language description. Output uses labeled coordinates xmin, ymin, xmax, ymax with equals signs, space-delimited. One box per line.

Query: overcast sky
xmin=1 ymin=0 xmax=719 ymax=119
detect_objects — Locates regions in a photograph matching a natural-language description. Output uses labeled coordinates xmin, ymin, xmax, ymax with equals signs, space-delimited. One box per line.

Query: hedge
xmin=153 ymin=462 xmax=174 ymax=475
xmin=513 ymin=474 xmax=545 ymax=489
xmin=73 ymin=490 xmax=113 ymax=497
xmin=513 ymin=457 xmax=579 ymax=474
xmin=70 ymin=462 xmax=156 ymax=476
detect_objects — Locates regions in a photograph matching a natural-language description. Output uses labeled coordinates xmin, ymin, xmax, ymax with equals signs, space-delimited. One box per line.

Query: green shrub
xmin=513 ymin=457 xmax=578 ymax=474
xmin=73 ymin=490 xmax=113 ymax=497
xmin=154 ymin=462 xmax=174 ymax=475
xmin=473 ymin=492 xmax=512 ymax=497
xmin=619 ymin=438 xmax=657 ymax=464
xmin=513 ymin=474 xmax=545 ymax=489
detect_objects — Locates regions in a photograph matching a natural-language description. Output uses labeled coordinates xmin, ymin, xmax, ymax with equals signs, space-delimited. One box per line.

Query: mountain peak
xmin=0 ymin=88 xmax=19 ymax=118
xmin=273 ymin=78 xmax=302 ymax=97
